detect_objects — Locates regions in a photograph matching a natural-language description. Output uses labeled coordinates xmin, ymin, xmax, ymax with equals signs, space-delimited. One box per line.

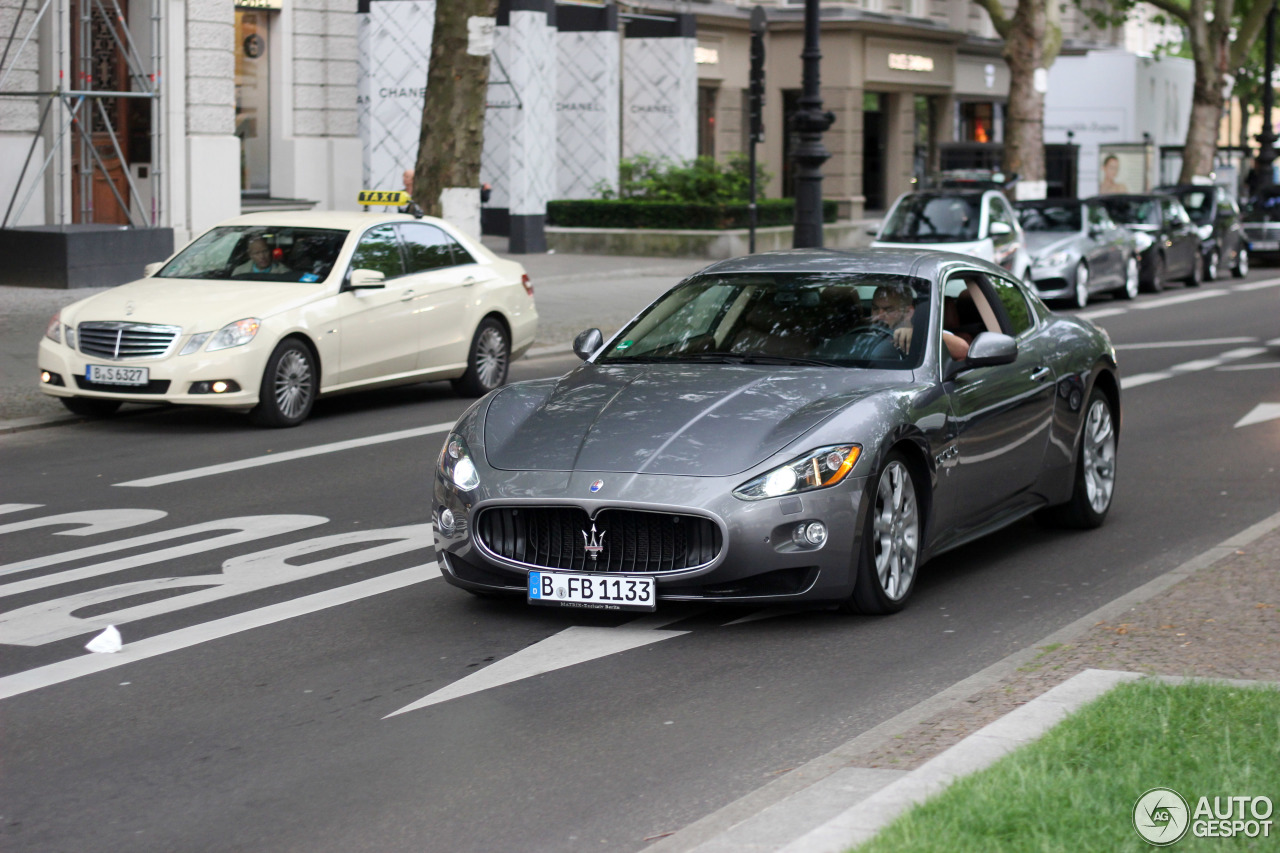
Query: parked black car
xmin=1089 ymin=194 xmax=1202 ymax=291
xmin=1241 ymin=186 xmax=1280 ymax=265
xmin=1157 ymin=184 xmax=1248 ymax=280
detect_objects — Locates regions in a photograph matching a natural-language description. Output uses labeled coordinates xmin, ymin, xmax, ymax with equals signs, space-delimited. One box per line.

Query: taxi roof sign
xmin=358 ymin=190 xmax=410 ymax=206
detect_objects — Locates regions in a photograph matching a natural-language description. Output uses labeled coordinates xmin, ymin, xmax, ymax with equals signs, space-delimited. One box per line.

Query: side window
xmin=987 ymin=196 xmax=1013 ymax=229
xmin=986 ymin=275 xmax=1034 ymax=337
xmin=398 ymin=223 xmax=455 ymax=273
xmin=350 ymin=225 xmax=405 ymax=279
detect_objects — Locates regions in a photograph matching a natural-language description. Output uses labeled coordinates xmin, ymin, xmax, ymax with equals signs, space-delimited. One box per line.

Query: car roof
xmin=1014 ymin=198 xmax=1083 ymax=207
xmin=691 ymin=248 xmax=1010 ymax=281
xmin=213 ymin=210 xmax=434 ymax=231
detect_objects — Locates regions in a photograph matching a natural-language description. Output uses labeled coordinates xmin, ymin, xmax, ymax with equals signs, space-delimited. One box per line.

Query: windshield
xmin=879 ymin=194 xmax=981 ymax=242
xmin=1097 ymin=198 xmax=1159 ymax=227
xmin=1018 ymin=204 xmax=1081 ymax=232
xmin=1173 ymin=191 xmax=1213 ymax=225
xmin=158 ymin=226 xmax=349 ymax=282
xmin=599 ymin=272 xmax=933 ymax=370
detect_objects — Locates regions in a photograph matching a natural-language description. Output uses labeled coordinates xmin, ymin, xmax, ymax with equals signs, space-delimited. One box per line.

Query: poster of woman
xmin=1097 ymin=146 xmax=1148 ymax=194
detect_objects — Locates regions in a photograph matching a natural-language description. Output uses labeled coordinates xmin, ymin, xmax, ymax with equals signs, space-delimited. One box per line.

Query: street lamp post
xmin=1257 ymin=2 xmax=1277 ymax=191
xmin=791 ymin=0 xmax=835 ymax=248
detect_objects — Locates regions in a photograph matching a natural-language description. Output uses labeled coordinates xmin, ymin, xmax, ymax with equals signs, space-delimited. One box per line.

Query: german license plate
xmin=1251 ymin=240 xmax=1279 ymax=251
xmin=86 ymin=364 xmax=148 ymax=385
xmin=528 ymin=570 xmax=656 ymax=612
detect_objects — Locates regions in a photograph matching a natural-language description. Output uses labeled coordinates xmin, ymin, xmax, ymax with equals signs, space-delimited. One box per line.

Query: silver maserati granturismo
xmin=433 ymin=249 xmax=1120 ymax=615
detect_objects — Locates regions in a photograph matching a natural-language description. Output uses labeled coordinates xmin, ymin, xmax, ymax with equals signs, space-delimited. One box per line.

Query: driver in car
xmin=233 ymin=236 xmax=290 ymax=276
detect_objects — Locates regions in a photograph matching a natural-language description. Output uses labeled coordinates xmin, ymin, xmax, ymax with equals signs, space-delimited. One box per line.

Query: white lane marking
xmin=0 ymin=524 xmax=432 ymax=646
xmin=1114 ymin=337 xmax=1257 ymax=350
xmin=0 ymin=563 xmax=440 ymax=703
xmin=1121 ymin=347 xmax=1268 ymax=390
xmin=114 ymin=421 xmax=455 ymax=488
xmin=1077 ymin=308 xmax=1128 ymax=320
xmin=1218 ymin=362 xmax=1280 ymax=371
xmin=0 ymin=514 xmax=328 ymax=585
xmin=0 ymin=504 xmax=43 ymax=516
xmin=1131 ymin=290 xmax=1226 ymax=310
xmin=1234 ymin=277 xmax=1280 ymax=291
xmin=0 ymin=508 xmax=167 ymax=537
xmin=385 ymin=612 xmax=693 ymax=718
xmin=1235 ymin=403 xmax=1280 ymax=429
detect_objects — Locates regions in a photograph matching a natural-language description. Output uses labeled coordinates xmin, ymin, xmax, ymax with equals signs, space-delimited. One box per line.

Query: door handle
xmin=400 ymin=289 xmax=416 ymax=301
xmin=1030 ymin=366 xmax=1052 ymax=382
xmin=462 ymin=276 xmax=477 ymax=287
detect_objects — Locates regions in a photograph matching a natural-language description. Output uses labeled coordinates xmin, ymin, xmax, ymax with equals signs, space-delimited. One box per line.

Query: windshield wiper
xmin=666 ymin=352 xmax=840 ymax=367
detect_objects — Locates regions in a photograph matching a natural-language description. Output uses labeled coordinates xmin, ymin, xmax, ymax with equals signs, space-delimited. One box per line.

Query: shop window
xmin=698 ymin=86 xmax=718 ymax=159
xmin=960 ymin=102 xmax=995 ymax=144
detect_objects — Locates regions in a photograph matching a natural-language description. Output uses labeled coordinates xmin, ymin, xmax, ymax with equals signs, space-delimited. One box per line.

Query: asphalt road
xmin=1 ymin=269 xmax=1277 ymax=852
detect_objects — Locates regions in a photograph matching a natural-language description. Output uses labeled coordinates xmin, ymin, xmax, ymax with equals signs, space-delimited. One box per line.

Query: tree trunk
xmin=1178 ymin=15 xmax=1230 ymax=184
xmin=413 ymin=0 xmax=498 ymax=217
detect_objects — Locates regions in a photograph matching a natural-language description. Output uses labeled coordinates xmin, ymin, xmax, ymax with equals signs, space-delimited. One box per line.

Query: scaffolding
xmin=0 ymin=0 xmax=162 ymax=228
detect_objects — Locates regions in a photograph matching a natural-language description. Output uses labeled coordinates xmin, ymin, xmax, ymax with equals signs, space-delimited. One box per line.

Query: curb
xmin=646 ymin=507 xmax=1280 ymax=852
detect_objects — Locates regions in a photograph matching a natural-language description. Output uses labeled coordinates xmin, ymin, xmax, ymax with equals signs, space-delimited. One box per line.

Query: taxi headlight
xmin=733 ymin=444 xmax=861 ymax=501
xmin=44 ymin=311 xmax=62 ymax=344
xmin=206 ymin=318 xmax=261 ymax=352
xmin=439 ymin=433 xmax=481 ymax=491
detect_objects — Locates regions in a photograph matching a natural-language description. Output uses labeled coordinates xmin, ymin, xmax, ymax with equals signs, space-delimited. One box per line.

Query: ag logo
xmin=1134 ymin=787 xmax=1190 ymax=846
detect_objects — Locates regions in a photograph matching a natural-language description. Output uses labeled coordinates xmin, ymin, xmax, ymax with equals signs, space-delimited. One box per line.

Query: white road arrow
xmin=385 ymin=612 xmax=694 ymax=718
xmin=1235 ymin=403 xmax=1280 ymax=429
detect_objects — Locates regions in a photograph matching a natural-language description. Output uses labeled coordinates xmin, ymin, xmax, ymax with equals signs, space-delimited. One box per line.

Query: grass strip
xmin=852 ymin=679 xmax=1280 ymax=852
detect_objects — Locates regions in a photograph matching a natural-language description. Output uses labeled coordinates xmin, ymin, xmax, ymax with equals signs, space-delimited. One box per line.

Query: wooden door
xmin=70 ymin=0 xmax=132 ymax=224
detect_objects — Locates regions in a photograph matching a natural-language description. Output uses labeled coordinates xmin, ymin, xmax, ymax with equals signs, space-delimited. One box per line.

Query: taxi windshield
xmin=157 ymin=226 xmax=349 ymax=282
xmin=600 ymin=272 xmax=933 ymax=370
xmin=879 ymin=194 xmax=982 ymax=242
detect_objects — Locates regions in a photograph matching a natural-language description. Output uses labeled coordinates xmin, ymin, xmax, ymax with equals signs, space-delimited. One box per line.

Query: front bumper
xmin=433 ymin=466 xmax=871 ymax=607
xmin=1029 ymin=260 xmax=1077 ymax=300
xmin=37 ymin=336 xmax=268 ymax=409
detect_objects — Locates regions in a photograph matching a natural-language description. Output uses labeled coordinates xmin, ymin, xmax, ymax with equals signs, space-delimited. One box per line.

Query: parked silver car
xmin=1016 ymin=199 xmax=1141 ymax=308
xmin=433 ymin=250 xmax=1121 ymax=616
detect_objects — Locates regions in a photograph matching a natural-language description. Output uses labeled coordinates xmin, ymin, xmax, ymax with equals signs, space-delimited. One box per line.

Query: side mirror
xmin=573 ymin=328 xmax=604 ymax=361
xmin=143 ymin=262 xmax=163 ymax=277
xmin=347 ymin=268 xmax=386 ymax=290
xmin=865 ymin=225 xmax=881 ymax=237
xmin=988 ymin=221 xmax=1013 ymax=237
xmin=965 ymin=332 xmax=1018 ymax=367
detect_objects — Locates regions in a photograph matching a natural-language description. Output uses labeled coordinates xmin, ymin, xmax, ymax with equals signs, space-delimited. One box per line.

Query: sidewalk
xmin=647 ymin=509 xmax=1280 ymax=852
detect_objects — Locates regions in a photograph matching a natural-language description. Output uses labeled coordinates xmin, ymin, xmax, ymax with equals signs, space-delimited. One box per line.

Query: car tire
xmin=1232 ymin=246 xmax=1249 ymax=278
xmin=1117 ymin=255 xmax=1140 ymax=300
xmin=249 ymin=339 xmax=316 ymax=428
xmin=452 ymin=317 xmax=510 ymax=398
xmin=1037 ymin=387 xmax=1117 ymax=530
xmin=840 ymin=452 xmax=920 ymax=615
xmin=60 ymin=397 xmax=122 ymax=418
xmin=1143 ymin=253 xmax=1165 ymax=293
xmin=1204 ymin=248 xmax=1219 ymax=282
xmin=1184 ymin=251 xmax=1203 ymax=287
xmin=1072 ymin=261 xmax=1090 ymax=309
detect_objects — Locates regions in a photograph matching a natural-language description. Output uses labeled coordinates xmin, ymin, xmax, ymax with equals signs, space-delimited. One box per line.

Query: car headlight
xmin=205 ymin=318 xmax=261 ymax=352
xmin=45 ymin=311 xmax=62 ymax=344
xmin=1033 ymin=251 xmax=1072 ymax=268
xmin=1197 ymin=224 xmax=1213 ymax=241
xmin=439 ymin=433 xmax=481 ymax=491
xmin=733 ymin=444 xmax=861 ymax=501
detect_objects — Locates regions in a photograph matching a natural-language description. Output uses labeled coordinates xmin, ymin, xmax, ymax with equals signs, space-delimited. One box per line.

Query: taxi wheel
xmin=250 ymin=339 xmax=316 ymax=428
xmin=61 ymin=397 xmax=122 ymax=417
xmin=452 ymin=318 xmax=509 ymax=398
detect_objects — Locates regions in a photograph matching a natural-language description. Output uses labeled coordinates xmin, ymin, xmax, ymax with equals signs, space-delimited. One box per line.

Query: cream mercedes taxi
xmin=38 ymin=203 xmax=537 ymax=427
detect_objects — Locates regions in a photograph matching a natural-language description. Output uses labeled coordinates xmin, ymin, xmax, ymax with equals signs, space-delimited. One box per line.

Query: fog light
xmin=211 ymin=381 xmax=229 ymax=394
xmin=439 ymin=508 xmax=455 ymax=534
xmin=40 ymin=370 xmax=65 ymax=386
xmin=792 ymin=521 xmax=828 ymax=548
xmin=189 ymin=380 xmax=241 ymax=395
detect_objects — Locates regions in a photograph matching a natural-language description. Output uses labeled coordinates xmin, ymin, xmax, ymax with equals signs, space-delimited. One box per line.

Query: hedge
xmin=546 ymin=199 xmax=839 ymax=230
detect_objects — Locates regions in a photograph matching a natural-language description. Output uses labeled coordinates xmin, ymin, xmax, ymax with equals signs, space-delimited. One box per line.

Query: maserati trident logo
xmin=590 ymin=479 xmax=604 ymax=493
xmin=582 ymin=523 xmax=606 ymax=561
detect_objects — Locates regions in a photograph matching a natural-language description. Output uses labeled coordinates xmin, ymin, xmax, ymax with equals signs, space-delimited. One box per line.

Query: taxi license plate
xmin=86 ymin=364 xmax=149 ymax=386
xmin=1251 ymin=240 xmax=1279 ymax=251
xmin=528 ymin=570 xmax=656 ymax=612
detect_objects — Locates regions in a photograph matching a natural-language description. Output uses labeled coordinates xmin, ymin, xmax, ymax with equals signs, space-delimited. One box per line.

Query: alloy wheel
xmin=474 ymin=325 xmax=509 ymax=391
xmin=1082 ymin=398 xmax=1117 ymax=514
xmin=872 ymin=460 xmax=919 ymax=601
xmin=1122 ymin=256 xmax=1140 ymax=299
xmin=273 ymin=348 xmax=313 ymax=419
xmin=1074 ymin=262 xmax=1090 ymax=309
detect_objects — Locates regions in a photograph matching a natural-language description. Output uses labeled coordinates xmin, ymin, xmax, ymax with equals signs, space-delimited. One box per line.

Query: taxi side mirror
xmin=143 ymin=262 xmax=163 ymax=277
xmin=989 ymin=221 xmax=1013 ymax=237
xmin=346 ymin=268 xmax=386 ymax=290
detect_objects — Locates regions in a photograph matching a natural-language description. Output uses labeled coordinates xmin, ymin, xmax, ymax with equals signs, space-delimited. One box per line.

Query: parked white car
xmin=38 ymin=208 xmax=537 ymax=427
xmin=872 ymin=189 xmax=1032 ymax=282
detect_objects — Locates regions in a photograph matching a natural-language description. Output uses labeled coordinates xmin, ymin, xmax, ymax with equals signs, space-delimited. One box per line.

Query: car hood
xmin=1025 ymin=232 xmax=1076 ymax=256
xmin=61 ymin=278 xmax=330 ymax=332
xmin=482 ymin=363 xmax=902 ymax=477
